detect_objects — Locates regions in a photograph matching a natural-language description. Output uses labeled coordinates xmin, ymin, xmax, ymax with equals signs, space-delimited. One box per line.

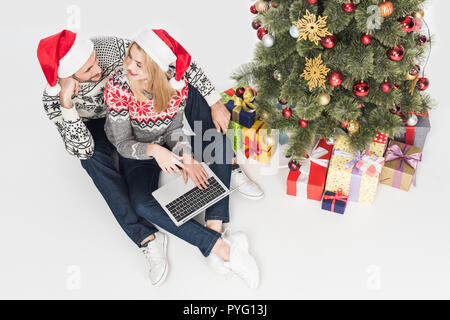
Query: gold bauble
xmin=347 ymin=120 xmax=360 ymax=135
xmin=255 ymin=0 xmax=269 ymax=14
xmin=379 ymin=0 xmax=394 ymax=17
xmin=415 ymin=9 xmax=425 ymax=19
xmin=317 ymin=93 xmax=331 ymax=106
xmin=260 ymin=111 xmax=269 ymax=120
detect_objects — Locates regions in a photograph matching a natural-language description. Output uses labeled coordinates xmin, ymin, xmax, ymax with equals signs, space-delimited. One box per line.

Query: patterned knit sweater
xmin=42 ymin=36 xmax=221 ymax=160
xmin=104 ymin=68 xmax=192 ymax=160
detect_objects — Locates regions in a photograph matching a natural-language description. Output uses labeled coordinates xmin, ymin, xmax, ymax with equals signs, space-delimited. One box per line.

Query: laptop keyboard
xmin=165 ymin=176 xmax=227 ymax=223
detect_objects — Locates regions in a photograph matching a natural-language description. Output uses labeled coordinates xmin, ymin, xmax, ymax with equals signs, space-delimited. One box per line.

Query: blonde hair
xmin=124 ymin=42 xmax=176 ymax=113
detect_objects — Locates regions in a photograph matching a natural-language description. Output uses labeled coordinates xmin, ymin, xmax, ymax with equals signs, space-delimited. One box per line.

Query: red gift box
xmin=286 ymin=139 xmax=333 ymax=201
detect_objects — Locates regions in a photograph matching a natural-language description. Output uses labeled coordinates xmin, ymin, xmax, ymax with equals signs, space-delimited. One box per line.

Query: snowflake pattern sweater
xmin=104 ymin=68 xmax=192 ymax=160
xmin=42 ymin=36 xmax=221 ymax=160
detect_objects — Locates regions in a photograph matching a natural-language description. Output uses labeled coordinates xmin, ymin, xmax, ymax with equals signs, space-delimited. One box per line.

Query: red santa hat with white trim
xmin=37 ymin=30 xmax=94 ymax=95
xmin=133 ymin=27 xmax=191 ymax=91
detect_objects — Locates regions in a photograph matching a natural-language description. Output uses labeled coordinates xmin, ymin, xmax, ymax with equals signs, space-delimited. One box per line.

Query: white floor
xmin=1 ymin=0 xmax=449 ymax=299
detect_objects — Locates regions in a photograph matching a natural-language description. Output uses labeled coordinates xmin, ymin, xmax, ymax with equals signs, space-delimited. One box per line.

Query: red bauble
xmin=353 ymin=81 xmax=370 ymax=97
xmin=250 ymin=4 xmax=258 ymax=14
xmin=342 ymin=2 xmax=355 ymax=13
xmin=252 ymin=21 xmax=261 ymax=30
xmin=361 ymin=34 xmax=372 ymax=45
xmin=321 ymin=35 xmax=338 ymax=49
xmin=340 ymin=121 xmax=348 ymax=129
xmin=401 ymin=16 xmax=416 ymax=33
xmin=417 ymin=77 xmax=430 ymax=91
xmin=235 ymin=87 xmax=245 ymax=96
xmin=328 ymin=71 xmax=344 ymax=87
xmin=282 ymin=108 xmax=292 ymax=118
xmin=288 ymin=159 xmax=301 ymax=172
xmin=257 ymin=27 xmax=268 ymax=40
xmin=410 ymin=65 xmax=421 ymax=76
xmin=380 ymin=81 xmax=393 ymax=93
xmin=306 ymin=0 xmax=318 ymax=4
xmin=387 ymin=45 xmax=405 ymax=61
xmin=298 ymin=119 xmax=309 ymax=128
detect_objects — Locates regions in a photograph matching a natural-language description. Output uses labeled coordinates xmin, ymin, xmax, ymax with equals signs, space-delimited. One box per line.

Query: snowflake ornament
xmin=301 ymin=54 xmax=330 ymax=91
xmin=293 ymin=10 xmax=332 ymax=45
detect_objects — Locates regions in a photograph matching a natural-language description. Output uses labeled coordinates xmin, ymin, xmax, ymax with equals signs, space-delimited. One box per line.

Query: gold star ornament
xmin=293 ymin=10 xmax=332 ymax=45
xmin=301 ymin=54 xmax=330 ymax=91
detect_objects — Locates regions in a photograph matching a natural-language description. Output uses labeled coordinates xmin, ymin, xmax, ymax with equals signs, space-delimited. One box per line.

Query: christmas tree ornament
xmin=282 ymin=108 xmax=292 ymax=118
xmin=254 ymin=0 xmax=270 ymax=14
xmin=273 ymin=70 xmax=282 ymax=81
xmin=289 ymin=25 xmax=300 ymax=38
xmin=387 ymin=45 xmax=405 ymax=61
xmin=260 ymin=111 xmax=269 ymax=121
xmin=236 ymin=87 xmax=246 ymax=96
xmin=279 ymin=98 xmax=288 ymax=105
xmin=326 ymin=137 xmax=335 ymax=145
xmin=353 ymin=81 xmax=370 ymax=97
xmin=417 ymin=77 xmax=430 ymax=91
xmin=380 ymin=80 xmax=393 ymax=93
xmin=418 ymin=35 xmax=428 ymax=45
xmin=342 ymin=2 xmax=356 ymax=13
xmin=401 ymin=16 xmax=416 ymax=33
xmin=299 ymin=119 xmax=309 ymax=128
xmin=328 ymin=71 xmax=344 ymax=87
xmin=321 ymin=35 xmax=338 ymax=49
xmin=293 ymin=10 xmax=332 ymax=45
xmin=270 ymin=1 xmax=279 ymax=8
xmin=262 ymin=34 xmax=275 ymax=47
xmin=250 ymin=4 xmax=258 ymax=14
xmin=340 ymin=121 xmax=348 ymax=129
xmin=317 ymin=93 xmax=331 ymax=106
xmin=347 ymin=120 xmax=360 ymax=134
xmin=252 ymin=21 xmax=261 ymax=30
xmin=394 ymin=83 xmax=401 ymax=90
xmin=279 ymin=133 xmax=289 ymax=145
xmin=406 ymin=114 xmax=419 ymax=126
xmin=361 ymin=34 xmax=372 ymax=45
xmin=301 ymin=54 xmax=330 ymax=91
xmin=257 ymin=27 xmax=268 ymax=40
xmin=288 ymin=159 xmax=301 ymax=172
xmin=415 ymin=9 xmax=425 ymax=20
xmin=358 ymin=102 xmax=364 ymax=109
xmin=379 ymin=0 xmax=394 ymax=17
xmin=410 ymin=65 xmax=421 ymax=77
xmin=306 ymin=0 xmax=318 ymax=4
xmin=412 ymin=18 xmax=422 ymax=32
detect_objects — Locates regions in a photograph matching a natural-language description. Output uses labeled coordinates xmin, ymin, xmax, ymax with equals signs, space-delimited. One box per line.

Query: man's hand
xmin=59 ymin=77 xmax=80 ymax=109
xmin=211 ymin=101 xmax=231 ymax=135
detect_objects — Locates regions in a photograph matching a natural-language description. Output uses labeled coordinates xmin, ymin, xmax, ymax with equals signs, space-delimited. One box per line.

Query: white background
xmin=0 ymin=0 xmax=449 ymax=299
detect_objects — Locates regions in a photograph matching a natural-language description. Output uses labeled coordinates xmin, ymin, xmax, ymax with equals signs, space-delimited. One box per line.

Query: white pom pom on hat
xmin=133 ymin=27 xmax=192 ymax=90
xmin=37 ymin=30 xmax=94 ymax=95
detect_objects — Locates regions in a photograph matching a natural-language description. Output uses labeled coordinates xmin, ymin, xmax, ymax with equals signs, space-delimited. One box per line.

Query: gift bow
xmin=332 ymin=149 xmax=366 ymax=170
xmin=323 ymin=188 xmax=348 ymax=212
xmin=355 ymin=152 xmax=385 ymax=177
xmin=297 ymin=145 xmax=330 ymax=183
xmin=231 ymin=88 xmax=257 ymax=114
xmin=385 ymin=143 xmax=422 ymax=187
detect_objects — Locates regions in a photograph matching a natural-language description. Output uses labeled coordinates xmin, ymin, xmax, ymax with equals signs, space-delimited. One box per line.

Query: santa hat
xmin=133 ymin=27 xmax=191 ymax=91
xmin=37 ymin=30 xmax=94 ymax=95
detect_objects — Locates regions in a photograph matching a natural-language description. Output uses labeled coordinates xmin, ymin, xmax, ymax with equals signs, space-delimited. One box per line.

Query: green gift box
xmin=227 ymin=121 xmax=243 ymax=152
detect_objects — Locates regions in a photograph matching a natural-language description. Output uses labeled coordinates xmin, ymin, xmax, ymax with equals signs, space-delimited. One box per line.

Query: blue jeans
xmin=80 ymin=118 xmax=159 ymax=247
xmin=118 ymin=84 xmax=234 ymax=257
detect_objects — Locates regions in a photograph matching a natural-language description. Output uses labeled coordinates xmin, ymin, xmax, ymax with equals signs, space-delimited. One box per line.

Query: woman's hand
xmin=181 ymin=154 xmax=210 ymax=190
xmin=147 ymin=144 xmax=185 ymax=174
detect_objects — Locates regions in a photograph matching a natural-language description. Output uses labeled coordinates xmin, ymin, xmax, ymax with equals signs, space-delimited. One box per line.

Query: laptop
xmin=152 ymin=163 xmax=238 ymax=227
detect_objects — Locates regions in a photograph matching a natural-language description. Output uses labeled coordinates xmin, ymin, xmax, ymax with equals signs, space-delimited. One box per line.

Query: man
xmin=38 ymin=30 xmax=263 ymax=286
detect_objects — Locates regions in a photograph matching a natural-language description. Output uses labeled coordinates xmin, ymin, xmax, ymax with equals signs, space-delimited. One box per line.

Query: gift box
xmin=394 ymin=113 xmax=431 ymax=149
xmin=223 ymin=86 xmax=257 ymax=128
xmin=322 ymin=189 xmax=348 ymax=214
xmin=242 ymin=120 xmax=274 ymax=164
xmin=286 ymin=139 xmax=332 ymax=201
xmin=324 ymin=133 xmax=388 ymax=204
xmin=379 ymin=141 xmax=423 ymax=191
xmin=227 ymin=121 xmax=243 ymax=152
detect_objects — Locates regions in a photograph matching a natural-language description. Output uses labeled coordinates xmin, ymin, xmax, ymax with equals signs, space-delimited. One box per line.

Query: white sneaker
xmin=206 ymin=229 xmax=233 ymax=276
xmin=231 ymin=168 xmax=264 ymax=200
xmin=141 ymin=232 xmax=168 ymax=286
xmin=223 ymin=231 xmax=260 ymax=289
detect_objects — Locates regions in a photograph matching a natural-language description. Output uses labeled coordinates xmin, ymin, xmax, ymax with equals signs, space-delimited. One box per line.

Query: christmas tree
xmin=232 ymin=0 xmax=432 ymax=157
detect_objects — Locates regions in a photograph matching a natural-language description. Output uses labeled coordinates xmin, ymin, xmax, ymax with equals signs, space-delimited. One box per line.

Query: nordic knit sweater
xmin=104 ymin=68 xmax=192 ymax=160
xmin=42 ymin=36 xmax=221 ymax=160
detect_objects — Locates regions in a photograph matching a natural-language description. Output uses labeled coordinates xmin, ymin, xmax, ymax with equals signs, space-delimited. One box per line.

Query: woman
xmin=104 ymin=27 xmax=259 ymax=288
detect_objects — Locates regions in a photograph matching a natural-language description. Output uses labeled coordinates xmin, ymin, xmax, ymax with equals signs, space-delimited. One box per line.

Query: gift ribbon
xmin=231 ymin=88 xmax=256 ymax=123
xmin=404 ymin=112 xmax=429 ymax=145
xmin=385 ymin=143 xmax=422 ymax=188
xmin=296 ymin=142 xmax=330 ymax=196
xmin=323 ymin=188 xmax=348 ymax=212
xmin=355 ymin=152 xmax=385 ymax=177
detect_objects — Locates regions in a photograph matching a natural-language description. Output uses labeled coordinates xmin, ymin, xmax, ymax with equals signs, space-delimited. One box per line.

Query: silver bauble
xmin=289 ymin=25 xmax=299 ymax=38
xmin=406 ymin=114 xmax=418 ymax=126
xmin=273 ymin=70 xmax=282 ymax=81
xmin=326 ymin=137 xmax=336 ymax=145
xmin=262 ymin=34 xmax=275 ymax=47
